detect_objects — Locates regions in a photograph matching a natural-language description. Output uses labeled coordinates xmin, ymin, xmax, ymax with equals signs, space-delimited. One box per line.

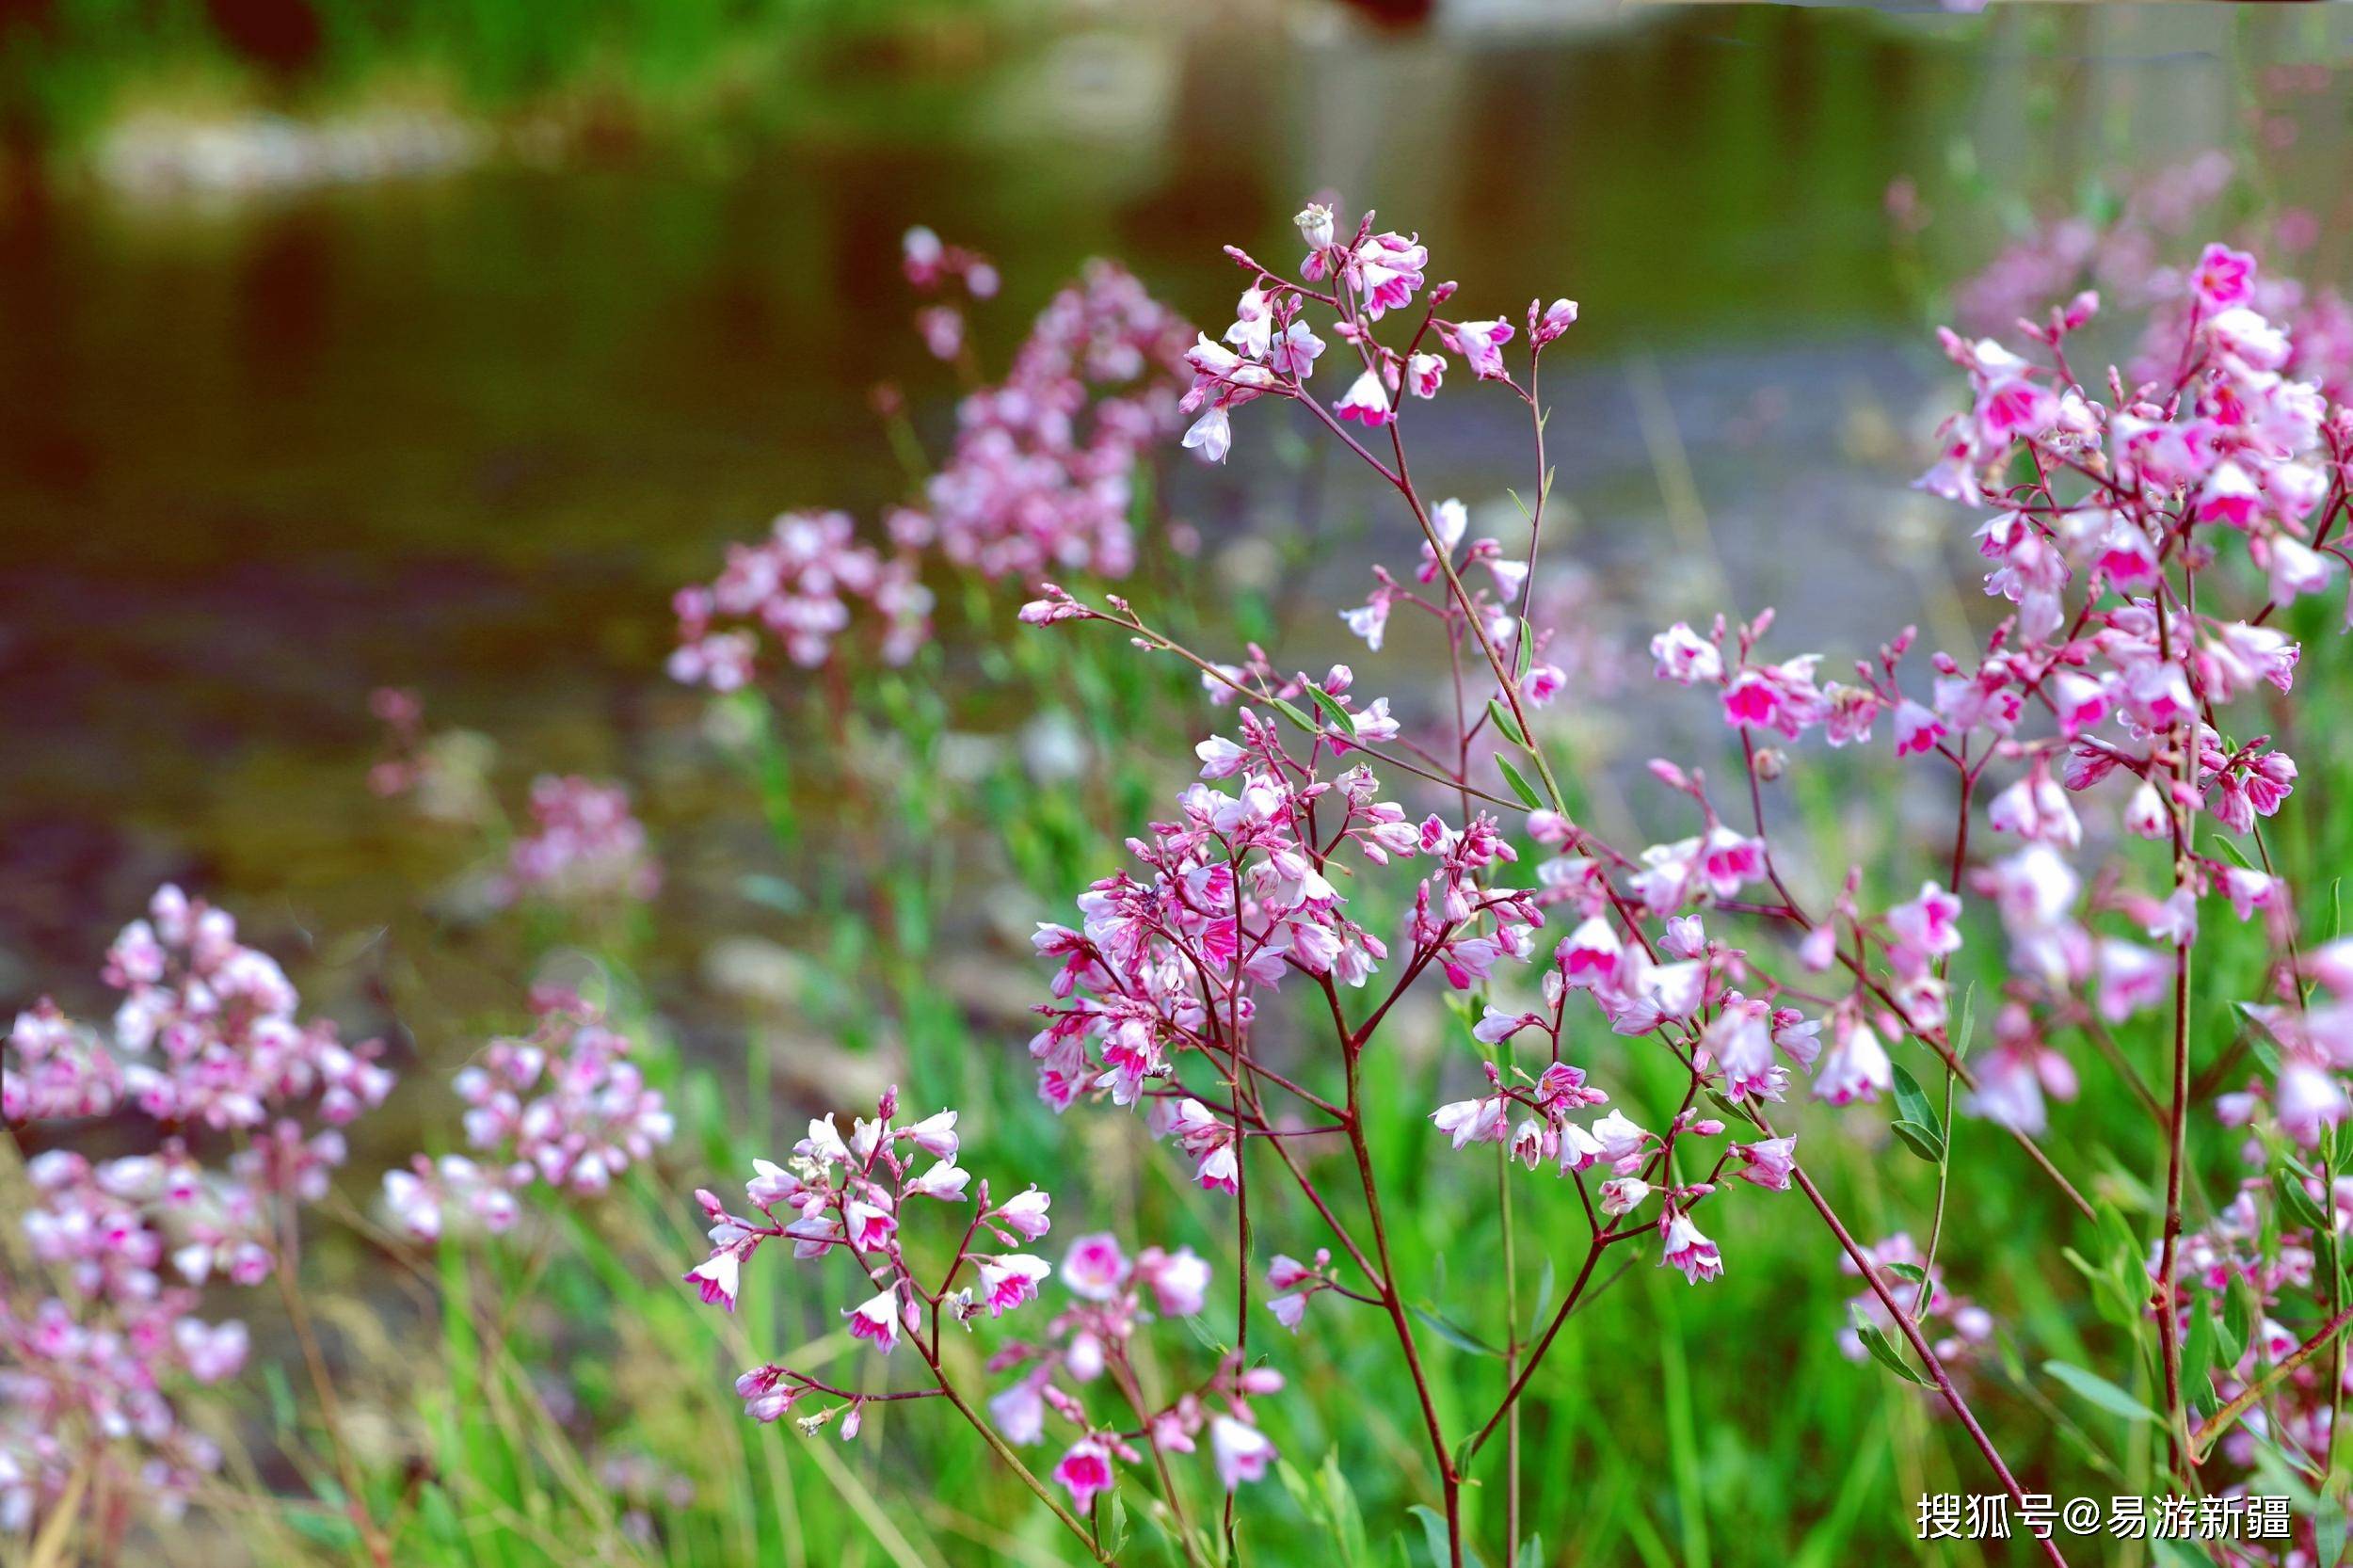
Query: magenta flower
xmin=1051 ymin=1439 xmax=1113 ymax=1513
xmin=1657 ymin=1209 xmax=1723 ymax=1286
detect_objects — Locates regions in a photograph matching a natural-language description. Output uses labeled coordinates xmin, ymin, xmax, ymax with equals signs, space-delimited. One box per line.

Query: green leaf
xmin=2206 ymin=833 xmax=2257 ymax=870
xmin=1410 ymin=1505 xmax=1450 ymax=1568
xmin=1890 ymin=1063 xmax=1945 ymax=1146
xmin=1486 ymin=697 xmax=1526 ymax=747
xmin=1269 ymin=696 xmax=1317 ymax=733
xmin=1321 ymin=1448 xmax=1370 ymax=1565
xmin=1515 ymin=1535 xmax=1545 ymax=1568
xmin=2043 ymin=1360 xmax=2162 ymax=1424
xmin=2060 ymin=1246 xmax=2142 ymax=1332
xmin=284 ymin=1507 xmax=360 ymax=1549
xmin=1851 ymin=1311 xmax=1929 ymax=1386
xmin=1881 ymin=1261 xmax=1930 ymax=1286
xmin=1107 ymin=1486 xmax=1132 ymax=1555
xmin=1888 ymin=1120 xmax=1946 ymax=1164
xmin=2281 ymin=1170 xmax=2333 ymax=1233
xmin=2184 ymin=1297 xmax=2217 ymax=1418
xmin=1306 ymin=682 xmax=1357 ymax=738
xmin=2221 ymin=1282 xmax=2252 ymax=1368
xmin=2317 ymin=1490 xmax=2347 ymax=1568
xmin=1496 ymin=755 xmax=1544 ymax=810
xmin=1706 ymin=1089 xmax=1761 ymax=1130
xmin=1182 ymin=1309 xmax=1230 ymax=1356
xmin=1411 ymin=1303 xmax=1501 ymax=1358
xmin=1513 ymin=619 xmax=1535 ymax=680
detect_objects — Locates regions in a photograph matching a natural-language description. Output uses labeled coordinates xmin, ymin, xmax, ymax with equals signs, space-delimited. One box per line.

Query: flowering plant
xmin=673 ymin=192 xmax=2353 ymax=1568
xmin=3 ymin=888 xmax=395 ymax=1557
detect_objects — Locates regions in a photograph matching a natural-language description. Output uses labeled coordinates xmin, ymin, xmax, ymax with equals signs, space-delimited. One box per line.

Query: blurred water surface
xmin=0 ymin=3 xmax=2342 ymax=1026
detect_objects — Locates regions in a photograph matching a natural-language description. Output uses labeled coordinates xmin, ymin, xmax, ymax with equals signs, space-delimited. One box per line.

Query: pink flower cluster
xmin=668 ymin=508 xmax=933 ymax=688
xmin=488 ymin=774 xmax=661 ymax=907
xmin=384 ymin=989 xmax=673 ymax=1240
xmin=4 ymin=1001 xmax=120 ymax=1123
xmin=668 ymin=234 xmax=1189 ymax=695
xmin=689 ymin=1089 xmax=1070 ymax=1445
xmin=2 ymin=1288 xmax=245 ymax=1530
xmin=1936 ymin=152 xmax=2353 ymax=406
xmin=907 ymin=259 xmax=1193 ymax=581
xmin=2154 ymin=1032 xmax=2353 ymax=1481
xmin=3 ymin=887 xmax=391 ymax=1525
xmin=1428 ymin=911 xmax=1810 ymax=1284
xmin=1905 ymin=246 xmax=2345 ymax=1131
xmin=902 ymin=225 xmax=1000 ymax=360
xmin=1176 ymin=200 xmax=1575 ymax=465
xmin=986 ymin=1232 xmax=1281 ymax=1508
xmin=1028 ymin=696 xmax=1539 ymax=1137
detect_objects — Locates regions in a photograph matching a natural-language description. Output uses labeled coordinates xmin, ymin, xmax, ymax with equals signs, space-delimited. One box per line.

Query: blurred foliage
xmin=0 ymin=0 xmax=1008 ymax=150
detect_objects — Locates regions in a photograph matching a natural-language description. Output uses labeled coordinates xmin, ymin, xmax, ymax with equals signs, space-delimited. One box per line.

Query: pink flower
xmin=917 ymin=306 xmax=964 ymax=360
xmin=1531 ymin=297 xmax=1578 ymax=346
xmin=1052 ymin=1439 xmax=1114 ymax=1512
xmin=686 ymin=1251 xmax=743 ymax=1313
xmin=1132 ymin=1246 xmax=1212 ymax=1318
xmin=2266 ymin=535 xmax=2333 ymax=607
xmin=901 ymin=1109 xmax=959 ymax=1160
xmin=1062 ymin=1233 xmax=1128 ymax=1302
xmin=845 ymin=1287 xmax=902 ymax=1353
xmin=2277 ymin=1057 xmax=2349 ymax=1143
xmin=1651 ymin=623 xmax=1724 ymax=685
xmin=1720 ymin=659 xmax=1831 ymax=739
xmin=1182 ymin=407 xmax=1233 ymax=464
xmin=2095 ymin=939 xmax=2168 ymax=1024
xmin=973 ymin=1254 xmax=1053 ymax=1317
xmin=1335 ymin=368 xmax=1393 ymax=427
xmin=2192 ymin=242 xmax=2258 ymax=311
xmin=1348 ymin=231 xmax=1429 ymax=318
xmin=1813 ymin=1015 xmax=1892 ymax=1106
xmin=1432 ymin=1096 xmax=1506 ymax=1148
xmin=1598 ymin=1176 xmax=1651 ymax=1215
xmin=1963 ymin=1040 xmax=2076 ymax=1135
xmin=1731 ymin=1136 xmax=1797 ymax=1192
xmin=989 ymin=1380 xmax=1047 ymax=1445
xmin=1987 ymin=770 xmax=2081 ymax=849
xmin=1589 ymin=1109 xmax=1651 ymax=1168
xmin=990 ymin=1186 xmax=1053 ymax=1241
xmin=1270 ymin=320 xmax=1325 ymax=377
xmin=1893 ymin=699 xmax=1947 ymax=758
xmin=1210 ymin=1416 xmax=1276 ymax=1488
xmin=1886 ymin=882 xmax=1963 ymax=966
xmin=1658 ymin=1210 xmax=1723 ymax=1285
xmin=1404 ymin=352 xmax=1446 ymax=399
xmin=1703 ymin=997 xmax=1779 ymax=1100
xmin=1443 ymin=318 xmax=1515 ymax=380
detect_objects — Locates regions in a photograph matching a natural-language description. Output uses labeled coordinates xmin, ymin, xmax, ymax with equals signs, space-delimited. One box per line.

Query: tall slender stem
xmin=1754 ymin=1113 xmax=2066 ymax=1568
xmin=1341 ymin=1032 xmax=1461 ymax=1566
